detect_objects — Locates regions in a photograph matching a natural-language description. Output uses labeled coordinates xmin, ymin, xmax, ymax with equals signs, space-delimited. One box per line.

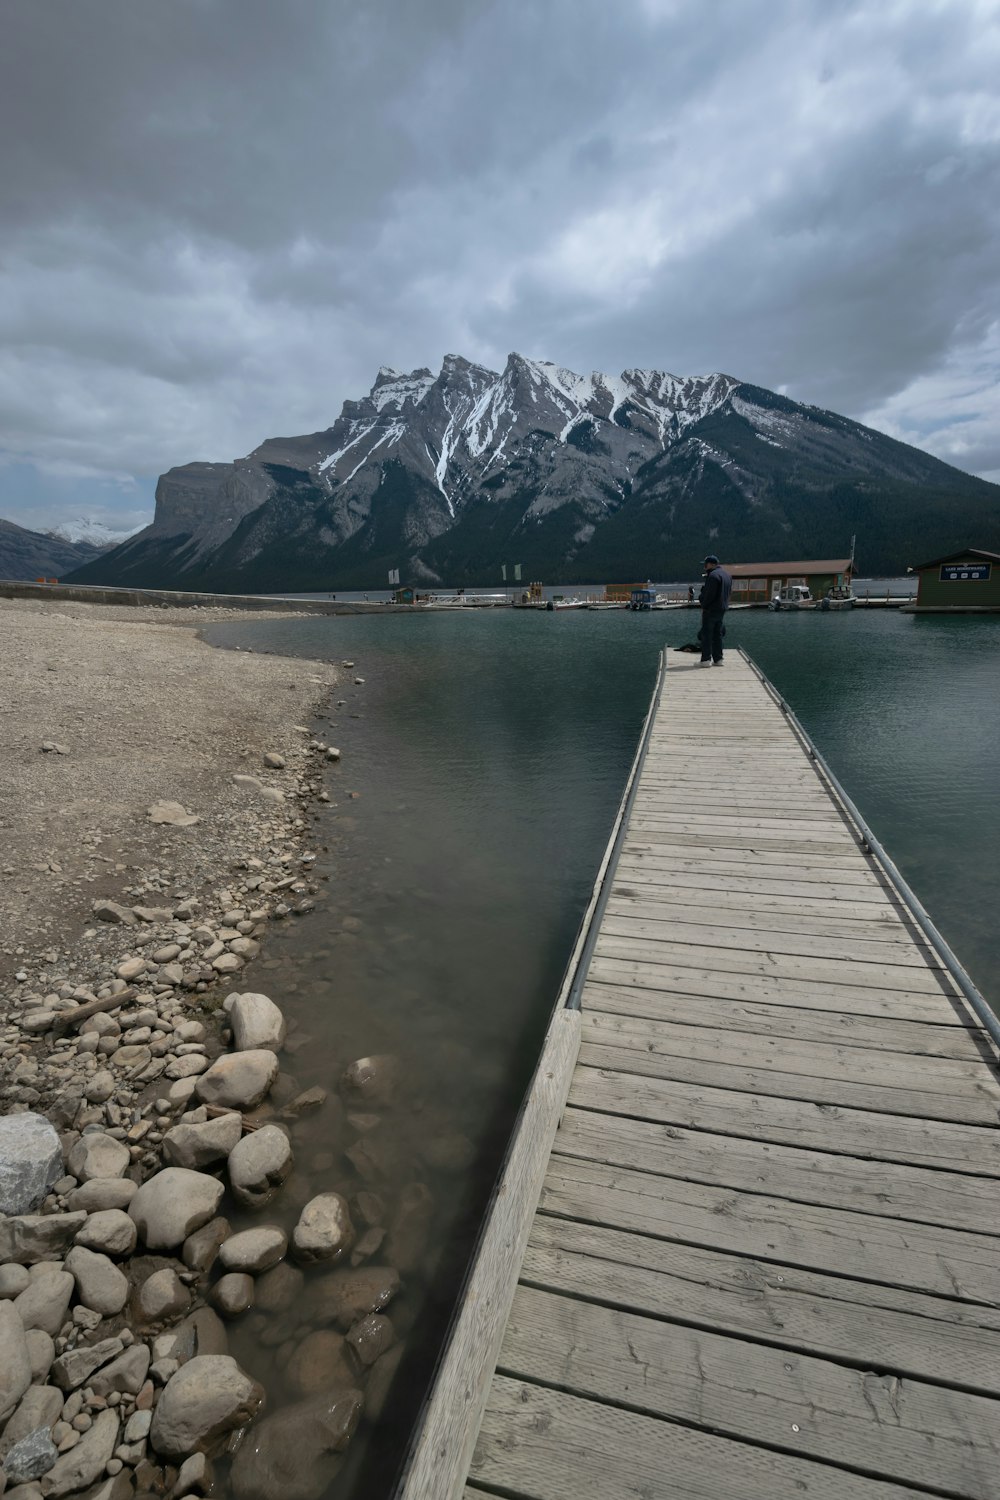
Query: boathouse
xmin=725 ymin=557 xmax=854 ymax=602
xmin=907 ymin=548 xmax=1000 ymax=612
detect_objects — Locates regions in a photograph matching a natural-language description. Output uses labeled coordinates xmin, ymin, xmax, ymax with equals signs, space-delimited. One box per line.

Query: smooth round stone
xmin=227 ymin=993 xmax=286 ymax=1052
xmin=129 ymin=1168 xmax=225 ymax=1251
xmin=195 ymin=1051 xmax=279 ymax=1111
xmin=0 ymin=1262 xmax=31 ymax=1298
xmin=292 ymin=1194 xmax=354 ymax=1265
xmin=66 ymin=1134 xmax=130 ymax=1183
xmin=64 ymin=1246 xmax=128 ymax=1316
xmin=73 ymin=1209 xmax=137 ymax=1258
xmin=227 ymin=1127 xmax=293 ymax=1209
xmin=150 ymin=1355 xmax=264 ymax=1459
xmin=136 ymin=1267 xmax=191 ymax=1324
xmin=211 ymin=1273 xmax=255 ymax=1319
xmin=218 ymin=1226 xmax=288 ymax=1275
xmin=65 ymin=1178 xmax=138 ymax=1213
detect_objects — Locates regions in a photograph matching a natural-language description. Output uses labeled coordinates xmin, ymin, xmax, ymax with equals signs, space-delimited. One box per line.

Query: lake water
xmin=201 ymin=604 xmax=999 ymax=1497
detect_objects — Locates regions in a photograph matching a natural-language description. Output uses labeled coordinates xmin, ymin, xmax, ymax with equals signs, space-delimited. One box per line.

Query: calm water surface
xmin=200 ymin=605 xmax=999 ymax=1497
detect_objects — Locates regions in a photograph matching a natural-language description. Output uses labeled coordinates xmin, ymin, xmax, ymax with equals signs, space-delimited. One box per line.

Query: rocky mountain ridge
xmin=67 ymin=354 xmax=1000 ymax=589
xmin=0 ymin=518 xmax=113 ymax=582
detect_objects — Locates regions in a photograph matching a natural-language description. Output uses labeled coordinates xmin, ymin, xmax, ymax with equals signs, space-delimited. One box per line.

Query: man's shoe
xmin=699 ymin=659 xmax=713 ymax=668
xmin=713 ymin=659 xmax=725 ymax=666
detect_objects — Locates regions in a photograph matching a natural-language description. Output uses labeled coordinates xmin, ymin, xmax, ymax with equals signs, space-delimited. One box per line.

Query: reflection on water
xmin=204 ymin=611 xmax=657 ymax=1497
xmin=201 ymin=605 xmax=1000 ymax=1495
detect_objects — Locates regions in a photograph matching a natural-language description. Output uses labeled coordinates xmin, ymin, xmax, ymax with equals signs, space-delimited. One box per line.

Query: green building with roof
xmin=905 ymin=549 xmax=1000 ymax=612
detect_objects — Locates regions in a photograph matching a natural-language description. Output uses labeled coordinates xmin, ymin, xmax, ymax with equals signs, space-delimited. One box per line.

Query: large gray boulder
xmin=229 ymin=1390 xmax=362 ymax=1500
xmin=0 ymin=1113 xmax=63 ymax=1214
xmin=227 ymin=993 xmax=286 ymax=1052
xmin=149 ymin=1354 xmax=264 ymax=1458
xmin=129 ymin=1167 xmax=225 ymax=1250
xmin=228 ymin=1126 xmax=293 ymax=1208
xmin=0 ymin=1300 xmax=32 ymax=1422
xmin=195 ymin=1050 xmax=279 ymax=1111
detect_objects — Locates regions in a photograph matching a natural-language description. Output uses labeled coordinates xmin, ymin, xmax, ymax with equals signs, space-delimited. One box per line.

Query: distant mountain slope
xmin=67 ymin=355 xmax=1000 ymax=590
xmin=0 ymin=517 xmax=110 ymax=581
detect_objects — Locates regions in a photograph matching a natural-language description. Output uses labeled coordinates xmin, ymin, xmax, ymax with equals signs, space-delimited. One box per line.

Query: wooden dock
xmin=398 ymin=648 xmax=1000 ymax=1500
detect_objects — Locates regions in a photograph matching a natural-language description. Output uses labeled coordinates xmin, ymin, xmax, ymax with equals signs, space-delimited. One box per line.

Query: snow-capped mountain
xmin=0 ymin=518 xmax=115 ymax=581
xmin=46 ymin=516 xmax=140 ymax=549
xmin=67 ymin=353 xmax=1000 ymax=590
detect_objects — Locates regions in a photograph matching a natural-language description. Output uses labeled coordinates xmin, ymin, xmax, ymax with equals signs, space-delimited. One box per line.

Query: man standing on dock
xmin=699 ymin=555 xmax=732 ymax=666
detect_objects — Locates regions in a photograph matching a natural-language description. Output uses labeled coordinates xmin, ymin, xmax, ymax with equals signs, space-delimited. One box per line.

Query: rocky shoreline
xmin=0 ymin=602 xmax=421 ymax=1499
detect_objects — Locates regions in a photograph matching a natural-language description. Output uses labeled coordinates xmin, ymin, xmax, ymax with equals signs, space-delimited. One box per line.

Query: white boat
xmin=820 ymin=586 xmax=856 ymax=610
xmin=769 ymin=584 xmax=816 ymax=611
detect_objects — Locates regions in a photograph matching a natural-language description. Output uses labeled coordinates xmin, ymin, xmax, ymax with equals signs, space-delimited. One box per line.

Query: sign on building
xmin=940 ymin=563 xmax=991 ymax=582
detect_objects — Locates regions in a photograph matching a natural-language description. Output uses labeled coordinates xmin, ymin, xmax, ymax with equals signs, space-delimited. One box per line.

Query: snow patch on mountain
xmin=47 ymin=516 xmax=141 ymax=548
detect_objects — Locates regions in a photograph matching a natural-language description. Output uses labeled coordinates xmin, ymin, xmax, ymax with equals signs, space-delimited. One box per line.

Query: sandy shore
xmin=0 ymin=598 xmax=335 ymax=989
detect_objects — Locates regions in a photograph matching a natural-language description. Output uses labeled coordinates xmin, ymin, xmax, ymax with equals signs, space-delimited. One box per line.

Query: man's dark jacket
xmin=699 ymin=566 xmax=732 ymax=612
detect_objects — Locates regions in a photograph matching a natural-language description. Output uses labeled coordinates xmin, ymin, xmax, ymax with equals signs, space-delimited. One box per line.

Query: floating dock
xmin=398 ymin=648 xmax=1000 ymax=1500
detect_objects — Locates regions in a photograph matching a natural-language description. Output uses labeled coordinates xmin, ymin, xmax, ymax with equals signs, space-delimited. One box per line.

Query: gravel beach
xmin=0 ymin=598 xmax=421 ymax=1499
xmin=0 ymin=598 xmax=335 ymax=986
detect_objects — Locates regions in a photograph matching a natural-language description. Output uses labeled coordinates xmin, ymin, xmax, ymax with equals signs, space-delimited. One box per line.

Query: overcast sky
xmin=2 ymin=0 xmax=998 ymax=535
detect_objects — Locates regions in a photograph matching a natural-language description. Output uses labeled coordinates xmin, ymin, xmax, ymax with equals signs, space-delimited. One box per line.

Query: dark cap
xmin=703 ymin=554 xmax=720 ymax=565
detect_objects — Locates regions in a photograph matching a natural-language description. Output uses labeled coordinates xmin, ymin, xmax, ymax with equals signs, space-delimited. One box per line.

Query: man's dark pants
xmin=700 ymin=610 xmax=725 ymax=663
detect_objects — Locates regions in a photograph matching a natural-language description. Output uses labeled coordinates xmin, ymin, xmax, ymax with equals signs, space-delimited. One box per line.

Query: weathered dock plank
xmin=398 ymin=649 xmax=1000 ymax=1500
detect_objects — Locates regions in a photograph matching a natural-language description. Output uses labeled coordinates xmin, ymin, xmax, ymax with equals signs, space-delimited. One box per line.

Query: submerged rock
xmin=229 ymin=1390 xmax=362 ymax=1500
xmin=284 ymin=1330 xmax=355 ymax=1399
xmin=292 ymin=1194 xmax=354 ymax=1265
xmin=253 ymin=1261 xmax=303 ymax=1315
xmin=310 ymin=1265 xmax=401 ymax=1331
xmin=340 ymin=1054 xmax=399 ymax=1107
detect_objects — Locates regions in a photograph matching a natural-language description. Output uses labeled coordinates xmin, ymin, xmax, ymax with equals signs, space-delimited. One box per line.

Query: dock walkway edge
xmin=393 ymin=646 xmax=998 ymax=1500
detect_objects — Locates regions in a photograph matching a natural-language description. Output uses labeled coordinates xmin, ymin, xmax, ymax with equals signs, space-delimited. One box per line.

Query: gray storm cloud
xmin=1 ymin=0 xmax=998 ymax=531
